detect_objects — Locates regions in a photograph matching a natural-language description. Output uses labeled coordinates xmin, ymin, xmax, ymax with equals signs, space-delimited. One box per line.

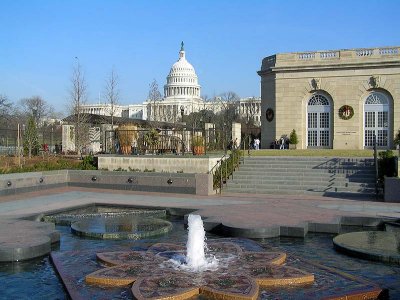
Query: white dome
xmin=164 ymin=42 xmax=201 ymax=99
xmin=169 ymin=54 xmax=196 ymax=77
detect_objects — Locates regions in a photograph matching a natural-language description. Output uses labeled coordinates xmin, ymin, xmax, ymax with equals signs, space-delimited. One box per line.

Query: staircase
xmin=223 ymin=156 xmax=378 ymax=199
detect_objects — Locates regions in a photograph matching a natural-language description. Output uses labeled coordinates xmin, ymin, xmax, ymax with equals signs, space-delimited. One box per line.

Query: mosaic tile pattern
xmin=85 ymin=242 xmax=314 ymax=300
xmin=50 ymin=237 xmax=384 ymax=300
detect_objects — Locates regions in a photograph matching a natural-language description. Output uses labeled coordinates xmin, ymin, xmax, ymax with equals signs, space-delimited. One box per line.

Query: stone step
xmin=233 ymin=172 xmax=375 ymax=181
xmin=226 ymin=156 xmax=377 ymax=198
xmin=236 ymin=166 xmax=375 ymax=174
xmin=242 ymin=156 xmax=373 ymax=161
xmin=222 ymin=186 xmax=376 ymax=200
xmin=239 ymin=162 xmax=375 ymax=169
xmin=224 ymin=181 xmax=375 ymax=192
xmin=239 ymin=158 xmax=374 ymax=165
xmin=231 ymin=170 xmax=376 ymax=178
xmin=226 ymin=178 xmax=376 ymax=187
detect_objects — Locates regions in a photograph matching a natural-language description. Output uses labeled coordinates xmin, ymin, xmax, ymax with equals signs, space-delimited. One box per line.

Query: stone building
xmin=258 ymin=46 xmax=400 ymax=149
xmin=146 ymin=42 xmax=204 ymax=123
xmin=81 ymin=43 xmax=261 ymax=126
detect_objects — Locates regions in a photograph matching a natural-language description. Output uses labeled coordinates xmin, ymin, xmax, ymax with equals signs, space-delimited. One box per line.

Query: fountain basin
xmin=43 ymin=205 xmax=166 ymax=225
xmin=71 ymin=217 xmax=172 ymax=240
xmin=333 ymin=231 xmax=400 ymax=264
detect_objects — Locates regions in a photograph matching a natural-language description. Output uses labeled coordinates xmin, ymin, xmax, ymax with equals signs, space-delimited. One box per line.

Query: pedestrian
xmin=274 ymin=139 xmax=280 ymax=149
xmin=280 ymin=137 xmax=285 ymax=150
xmin=254 ymin=138 xmax=260 ymax=150
xmin=227 ymin=139 xmax=233 ymax=151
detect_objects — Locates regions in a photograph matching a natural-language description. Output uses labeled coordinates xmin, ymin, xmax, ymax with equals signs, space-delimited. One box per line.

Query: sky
xmin=1 ymin=0 xmax=399 ymax=114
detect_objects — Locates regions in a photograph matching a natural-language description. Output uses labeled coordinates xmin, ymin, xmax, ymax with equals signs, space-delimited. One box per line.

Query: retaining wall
xmin=0 ymin=170 xmax=214 ymax=196
xmin=97 ymin=155 xmax=221 ymax=174
xmin=384 ymin=177 xmax=400 ymax=203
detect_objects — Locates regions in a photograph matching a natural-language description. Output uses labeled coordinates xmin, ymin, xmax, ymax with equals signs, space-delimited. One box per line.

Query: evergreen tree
xmin=24 ymin=116 xmax=40 ymax=158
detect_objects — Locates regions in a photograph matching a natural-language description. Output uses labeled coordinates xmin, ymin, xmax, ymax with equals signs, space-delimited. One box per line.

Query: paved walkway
xmin=1 ymin=186 xmax=400 ymax=261
xmin=1 ymin=187 xmax=400 ymax=236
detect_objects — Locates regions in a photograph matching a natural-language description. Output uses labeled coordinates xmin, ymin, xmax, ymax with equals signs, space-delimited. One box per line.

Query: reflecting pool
xmin=0 ymin=217 xmax=399 ymax=299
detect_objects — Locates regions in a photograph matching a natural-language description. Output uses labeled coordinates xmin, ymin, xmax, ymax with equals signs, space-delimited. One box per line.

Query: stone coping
xmin=0 ymin=218 xmax=60 ymax=262
xmin=333 ymin=231 xmax=400 ymax=265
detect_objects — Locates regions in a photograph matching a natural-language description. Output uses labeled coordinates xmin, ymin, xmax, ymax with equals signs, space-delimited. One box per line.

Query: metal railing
xmin=103 ymin=128 xmax=229 ymax=155
xmin=0 ymin=127 xmax=62 ymax=155
xmin=210 ymin=136 xmax=249 ymax=194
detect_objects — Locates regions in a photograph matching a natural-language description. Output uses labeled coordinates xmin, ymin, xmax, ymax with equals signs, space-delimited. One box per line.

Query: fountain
xmin=82 ymin=214 xmax=315 ymax=299
xmin=185 ymin=214 xmax=208 ymax=269
xmin=184 ymin=214 xmax=218 ymax=271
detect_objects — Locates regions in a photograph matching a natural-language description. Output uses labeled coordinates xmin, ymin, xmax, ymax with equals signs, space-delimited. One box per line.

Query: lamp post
xmin=51 ymin=125 xmax=54 ymax=153
xmin=180 ymin=106 xmax=184 ymax=122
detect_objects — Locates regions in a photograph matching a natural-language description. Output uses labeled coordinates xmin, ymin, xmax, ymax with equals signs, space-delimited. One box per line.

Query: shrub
xmin=79 ymin=155 xmax=97 ymax=170
xmin=192 ymin=135 xmax=204 ymax=147
xmin=378 ymin=150 xmax=397 ymax=180
xmin=289 ymin=129 xmax=298 ymax=145
xmin=394 ymin=129 xmax=400 ymax=147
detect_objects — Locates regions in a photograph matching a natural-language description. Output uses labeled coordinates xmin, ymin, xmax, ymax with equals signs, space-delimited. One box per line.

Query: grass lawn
xmin=245 ymin=149 xmax=396 ymax=157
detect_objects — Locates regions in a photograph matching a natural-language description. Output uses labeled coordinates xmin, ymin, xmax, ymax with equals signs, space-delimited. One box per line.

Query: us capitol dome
xmin=146 ymin=42 xmax=206 ymax=122
xmin=164 ymin=41 xmax=201 ymax=100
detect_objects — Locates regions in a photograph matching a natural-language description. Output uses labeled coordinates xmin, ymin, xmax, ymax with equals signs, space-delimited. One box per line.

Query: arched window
xmin=364 ymin=91 xmax=390 ymax=148
xmin=307 ymin=94 xmax=331 ymax=148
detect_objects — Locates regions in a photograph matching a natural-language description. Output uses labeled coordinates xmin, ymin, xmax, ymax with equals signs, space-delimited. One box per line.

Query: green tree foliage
xmin=24 ymin=116 xmax=40 ymax=158
xmin=394 ymin=129 xmax=400 ymax=146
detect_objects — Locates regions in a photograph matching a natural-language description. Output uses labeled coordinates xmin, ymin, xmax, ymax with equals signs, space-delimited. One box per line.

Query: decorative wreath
xmin=338 ymin=105 xmax=354 ymax=120
xmin=266 ymin=108 xmax=274 ymax=122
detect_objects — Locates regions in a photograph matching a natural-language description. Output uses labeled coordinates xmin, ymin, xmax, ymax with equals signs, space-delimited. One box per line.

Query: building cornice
xmin=258 ymin=46 xmax=400 ymax=76
xmin=258 ymin=61 xmax=400 ymax=76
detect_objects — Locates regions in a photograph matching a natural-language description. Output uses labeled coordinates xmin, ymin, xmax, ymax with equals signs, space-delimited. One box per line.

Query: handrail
xmin=211 ymin=149 xmax=242 ymax=194
xmin=209 ymin=153 xmax=228 ymax=175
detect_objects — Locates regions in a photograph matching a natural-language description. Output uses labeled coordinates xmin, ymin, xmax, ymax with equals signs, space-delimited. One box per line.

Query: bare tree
xmin=216 ymin=91 xmax=240 ymax=131
xmin=0 ymin=94 xmax=13 ymax=127
xmin=19 ymin=96 xmax=54 ymax=127
xmin=240 ymin=97 xmax=259 ymax=127
xmin=0 ymin=95 xmax=23 ymax=131
xmin=147 ymin=79 xmax=162 ymax=121
xmin=68 ymin=62 xmax=89 ymax=155
xmin=104 ymin=68 xmax=120 ymax=127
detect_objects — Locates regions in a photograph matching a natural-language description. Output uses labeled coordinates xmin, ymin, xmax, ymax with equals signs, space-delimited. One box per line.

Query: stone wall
xmin=0 ymin=170 xmax=215 ymax=196
xmin=384 ymin=177 xmax=400 ymax=202
xmin=0 ymin=170 xmax=69 ymax=196
xmin=97 ymin=155 xmax=221 ymax=174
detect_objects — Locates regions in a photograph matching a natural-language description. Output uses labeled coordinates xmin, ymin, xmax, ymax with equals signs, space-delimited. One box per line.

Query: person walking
xmin=254 ymin=138 xmax=260 ymax=150
xmin=279 ymin=137 xmax=285 ymax=150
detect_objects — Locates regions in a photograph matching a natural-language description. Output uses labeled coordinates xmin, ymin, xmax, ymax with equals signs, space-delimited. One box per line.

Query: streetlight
xmin=180 ymin=106 xmax=184 ymax=121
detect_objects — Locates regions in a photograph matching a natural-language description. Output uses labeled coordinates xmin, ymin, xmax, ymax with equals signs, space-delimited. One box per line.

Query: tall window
xmin=307 ymin=94 xmax=331 ymax=148
xmin=364 ymin=92 xmax=389 ymax=148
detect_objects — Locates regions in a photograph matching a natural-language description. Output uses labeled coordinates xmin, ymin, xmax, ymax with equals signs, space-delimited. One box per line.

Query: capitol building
xmin=81 ymin=43 xmax=261 ymax=126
